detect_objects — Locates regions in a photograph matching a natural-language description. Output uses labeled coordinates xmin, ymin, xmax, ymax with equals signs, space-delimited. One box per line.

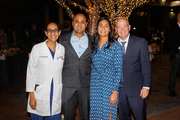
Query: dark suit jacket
xmin=59 ymin=32 xmax=92 ymax=88
xmin=122 ymin=35 xmax=152 ymax=97
xmin=168 ymin=23 xmax=180 ymax=56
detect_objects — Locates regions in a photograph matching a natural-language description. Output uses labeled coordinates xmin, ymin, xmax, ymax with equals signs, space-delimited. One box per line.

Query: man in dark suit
xmin=59 ymin=13 xmax=92 ymax=120
xmin=115 ymin=18 xmax=151 ymax=120
xmin=168 ymin=13 xmax=180 ymax=97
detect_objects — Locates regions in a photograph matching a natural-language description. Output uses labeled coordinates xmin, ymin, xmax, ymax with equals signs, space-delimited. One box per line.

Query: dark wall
xmin=0 ymin=0 xmax=59 ymax=47
xmin=0 ymin=0 xmax=179 ymax=47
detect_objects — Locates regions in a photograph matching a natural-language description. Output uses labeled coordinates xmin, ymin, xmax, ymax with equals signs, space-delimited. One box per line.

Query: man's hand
xmin=140 ymin=88 xmax=149 ymax=99
xmin=110 ymin=91 xmax=117 ymax=106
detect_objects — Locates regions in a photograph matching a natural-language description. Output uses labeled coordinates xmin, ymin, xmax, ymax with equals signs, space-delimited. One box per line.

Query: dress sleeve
xmin=113 ymin=43 xmax=123 ymax=91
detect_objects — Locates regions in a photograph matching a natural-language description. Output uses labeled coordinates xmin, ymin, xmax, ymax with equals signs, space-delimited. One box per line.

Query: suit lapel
xmin=176 ymin=23 xmax=180 ymax=31
xmin=123 ymin=35 xmax=134 ymax=62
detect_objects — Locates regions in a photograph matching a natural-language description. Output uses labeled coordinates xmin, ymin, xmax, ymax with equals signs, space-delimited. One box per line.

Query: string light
xmin=55 ymin=0 xmax=151 ymax=35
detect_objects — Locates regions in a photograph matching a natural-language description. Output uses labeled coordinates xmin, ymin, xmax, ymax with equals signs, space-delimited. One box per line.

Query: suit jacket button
xmin=78 ymin=59 xmax=80 ymax=61
xmin=78 ymin=77 xmax=80 ymax=79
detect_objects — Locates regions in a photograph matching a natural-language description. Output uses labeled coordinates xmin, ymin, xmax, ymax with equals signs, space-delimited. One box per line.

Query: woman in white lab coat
xmin=26 ymin=22 xmax=65 ymax=120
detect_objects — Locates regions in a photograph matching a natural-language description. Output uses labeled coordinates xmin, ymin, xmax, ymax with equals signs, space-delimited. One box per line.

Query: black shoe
xmin=170 ymin=91 xmax=177 ymax=97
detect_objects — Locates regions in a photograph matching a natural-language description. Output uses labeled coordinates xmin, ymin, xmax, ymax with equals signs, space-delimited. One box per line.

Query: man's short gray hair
xmin=115 ymin=18 xmax=129 ymax=27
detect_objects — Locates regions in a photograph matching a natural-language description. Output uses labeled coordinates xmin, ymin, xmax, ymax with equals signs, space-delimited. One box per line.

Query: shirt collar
xmin=178 ymin=22 xmax=180 ymax=28
xmin=72 ymin=30 xmax=87 ymax=38
xmin=118 ymin=34 xmax=130 ymax=43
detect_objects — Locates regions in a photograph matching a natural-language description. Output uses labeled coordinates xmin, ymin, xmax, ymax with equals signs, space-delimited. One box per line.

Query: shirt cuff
xmin=143 ymin=87 xmax=150 ymax=89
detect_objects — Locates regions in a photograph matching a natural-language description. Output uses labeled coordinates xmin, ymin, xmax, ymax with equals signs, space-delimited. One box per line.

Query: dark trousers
xmin=62 ymin=87 xmax=90 ymax=120
xmin=168 ymin=51 xmax=180 ymax=91
xmin=118 ymin=87 xmax=147 ymax=120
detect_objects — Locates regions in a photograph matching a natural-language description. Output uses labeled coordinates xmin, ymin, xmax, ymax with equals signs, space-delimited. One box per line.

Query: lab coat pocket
xmin=53 ymin=84 xmax=63 ymax=102
xmin=34 ymin=85 xmax=45 ymax=101
xmin=36 ymin=101 xmax=46 ymax=115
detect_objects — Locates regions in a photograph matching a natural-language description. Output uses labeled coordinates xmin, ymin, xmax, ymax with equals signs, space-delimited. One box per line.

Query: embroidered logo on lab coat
xmin=39 ymin=56 xmax=48 ymax=58
xmin=57 ymin=56 xmax=64 ymax=60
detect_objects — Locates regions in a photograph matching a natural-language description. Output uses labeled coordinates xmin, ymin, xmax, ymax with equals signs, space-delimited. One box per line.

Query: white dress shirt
xmin=178 ymin=22 xmax=180 ymax=28
xmin=118 ymin=34 xmax=130 ymax=54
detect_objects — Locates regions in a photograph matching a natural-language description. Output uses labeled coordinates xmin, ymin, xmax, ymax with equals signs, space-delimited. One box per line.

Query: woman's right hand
xmin=29 ymin=92 xmax=37 ymax=110
xmin=110 ymin=91 xmax=117 ymax=106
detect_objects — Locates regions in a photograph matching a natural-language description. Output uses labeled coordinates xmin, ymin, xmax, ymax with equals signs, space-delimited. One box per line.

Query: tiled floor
xmin=0 ymin=71 xmax=30 ymax=120
xmin=1 ymin=51 xmax=180 ymax=120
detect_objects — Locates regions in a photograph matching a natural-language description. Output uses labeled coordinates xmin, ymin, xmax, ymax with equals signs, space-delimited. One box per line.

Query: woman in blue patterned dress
xmin=90 ymin=17 xmax=123 ymax=120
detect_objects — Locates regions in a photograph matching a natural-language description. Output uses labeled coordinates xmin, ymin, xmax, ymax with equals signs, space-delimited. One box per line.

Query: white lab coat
xmin=26 ymin=40 xmax=65 ymax=116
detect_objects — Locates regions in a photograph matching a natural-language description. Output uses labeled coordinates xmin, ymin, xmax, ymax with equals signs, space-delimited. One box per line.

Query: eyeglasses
xmin=47 ymin=29 xmax=59 ymax=34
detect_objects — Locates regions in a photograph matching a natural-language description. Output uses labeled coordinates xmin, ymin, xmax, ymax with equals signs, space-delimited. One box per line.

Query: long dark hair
xmin=92 ymin=17 xmax=115 ymax=54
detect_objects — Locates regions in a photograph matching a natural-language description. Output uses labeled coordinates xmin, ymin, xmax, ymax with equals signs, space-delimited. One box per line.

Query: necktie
xmin=121 ymin=41 xmax=126 ymax=58
xmin=121 ymin=41 xmax=126 ymax=82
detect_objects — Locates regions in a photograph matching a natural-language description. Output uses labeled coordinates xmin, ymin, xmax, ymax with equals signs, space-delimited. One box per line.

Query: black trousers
xmin=62 ymin=87 xmax=90 ymax=120
xmin=168 ymin=50 xmax=180 ymax=91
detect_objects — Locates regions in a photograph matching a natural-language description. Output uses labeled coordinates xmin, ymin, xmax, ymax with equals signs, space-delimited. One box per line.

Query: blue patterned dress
xmin=90 ymin=41 xmax=123 ymax=120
